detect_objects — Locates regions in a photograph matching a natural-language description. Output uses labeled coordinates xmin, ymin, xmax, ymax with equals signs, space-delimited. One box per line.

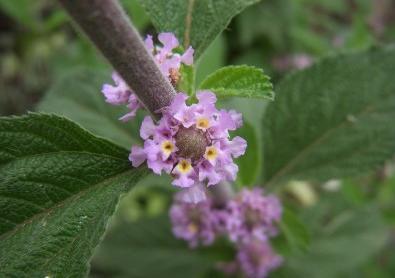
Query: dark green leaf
xmin=0 ymin=113 xmax=147 ymax=277
xmin=263 ymin=47 xmax=395 ymax=185
xmin=91 ymin=216 xmax=216 ymax=278
xmin=199 ymin=65 xmax=274 ymax=99
xmin=137 ymin=0 xmax=259 ymax=58
xmin=37 ymin=68 xmax=141 ymax=149
xmin=0 ymin=0 xmax=39 ymax=29
xmin=278 ymin=205 xmax=389 ymax=278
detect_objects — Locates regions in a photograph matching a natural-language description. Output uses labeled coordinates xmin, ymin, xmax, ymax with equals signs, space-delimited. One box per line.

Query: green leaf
xmin=37 ymin=68 xmax=141 ymax=149
xmin=0 ymin=0 xmax=39 ymax=29
xmin=196 ymin=35 xmax=226 ymax=85
xmin=177 ymin=65 xmax=195 ymax=96
xmin=199 ymin=65 xmax=274 ymax=100
xmin=0 ymin=113 xmax=147 ymax=277
xmin=263 ymin=47 xmax=395 ymax=185
xmin=120 ymin=0 xmax=150 ymax=30
xmin=235 ymin=121 xmax=259 ymax=186
xmin=275 ymin=208 xmax=310 ymax=255
xmin=91 ymin=216 xmax=217 ymax=278
xmin=278 ymin=205 xmax=389 ymax=278
xmin=137 ymin=0 xmax=259 ymax=59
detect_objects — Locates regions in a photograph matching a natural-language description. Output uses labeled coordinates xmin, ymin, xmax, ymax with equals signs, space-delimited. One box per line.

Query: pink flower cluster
xmin=170 ymin=188 xmax=283 ymax=278
xmin=130 ymin=91 xmax=247 ymax=201
xmin=101 ymin=32 xmax=194 ymax=121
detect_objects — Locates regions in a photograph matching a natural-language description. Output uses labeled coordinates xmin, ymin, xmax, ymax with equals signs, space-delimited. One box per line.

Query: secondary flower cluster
xmin=170 ymin=188 xmax=282 ymax=278
xmin=130 ymin=91 xmax=247 ymax=201
xmin=101 ymin=32 xmax=194 ymax=121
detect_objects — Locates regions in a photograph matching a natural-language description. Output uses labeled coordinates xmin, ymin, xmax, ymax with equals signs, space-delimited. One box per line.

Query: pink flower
xmin=169 ymin=197 xmax=217 ymax=247
xmin=169 ymin=188 xmax=283 ymax=277
xmin=225 ymin=188 xmax=282 ymax=243
xmin=237 ymin=241 xmax=283 ymax=278
xmin=129 ymin=91 xmax=247 ymax=202
xmin=101 ymin=72 xmax=132 ymax=105
xmin=177 ymin=183 xmax=207 ymax=204
xmin=102 ymin=32 xmax=195 ymax=121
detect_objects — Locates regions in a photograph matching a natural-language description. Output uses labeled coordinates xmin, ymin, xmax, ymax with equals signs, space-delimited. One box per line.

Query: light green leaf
xmin=177 ymin=65 xmax=195 ymax=96
xmin=137 ymin=0 xmax=259 ymax=59
xmin=263 ymin=47 xmax=395 ymax=185
xmin=196 ymin=34 xmax=226 ymax=85
xmin=91 ymin=216 xmax=217 ymax=278
xmin=235 ymin=121 xmax=259 ymax=186
xmin=0 ymin=113 xmax=147 ymax=277
xmin=199 ymin=65 xmax=274 ymax=99
xmin=37 ymin=68 xmax=142 ymax=149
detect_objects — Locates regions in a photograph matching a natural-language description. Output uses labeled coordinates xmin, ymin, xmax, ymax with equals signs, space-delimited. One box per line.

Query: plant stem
xmin=59 ymin=0 xmax=234 ymax=205
xmin=58 ymin=0 xmax=176 ymax=118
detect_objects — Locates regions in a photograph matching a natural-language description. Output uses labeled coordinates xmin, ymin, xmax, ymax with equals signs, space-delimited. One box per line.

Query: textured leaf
xmin=199 ymin=65 xmax=274 ymax=99
xmin=0 ymin=113 xmax=147 ymax=277
xmin=91 ymin=216 xmax=217 ymax=278
xmin=37 ymin=68 xmax=141 ymax=149
xmin=137 ymin=0 xmax=259 ymax=58
xmin=263 ymin=47 xmax=395 ymax=185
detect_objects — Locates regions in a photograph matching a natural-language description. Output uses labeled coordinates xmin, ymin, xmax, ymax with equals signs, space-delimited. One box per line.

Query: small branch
xmin=58 ymin=0 xmax=176 ymax=118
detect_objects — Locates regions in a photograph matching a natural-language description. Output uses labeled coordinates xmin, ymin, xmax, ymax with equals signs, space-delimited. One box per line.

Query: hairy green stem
xmin=58 ymin=0 xmax=176 ymax=118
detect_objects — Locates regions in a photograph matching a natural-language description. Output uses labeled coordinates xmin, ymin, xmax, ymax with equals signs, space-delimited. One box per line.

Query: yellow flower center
xmin=204 ymin=146 xmax=218 ymax=163
xmin=188 ymin=223 xmax=198 ymax=234
xmin=176 ymin=159 xmax=192 ymax=174
xmin=161 ymin=140 xmax=175 ymax=157
xmin=196 ymin=117 xmax=210 ymax=130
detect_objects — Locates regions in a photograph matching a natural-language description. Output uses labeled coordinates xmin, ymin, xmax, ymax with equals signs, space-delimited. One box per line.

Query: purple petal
xmin=181 ymin=46 xmax=194 ymax=65
xmin=168 ymin=93 xmax=188 ymax=115
xmin=177 ymin=183 xmax=207 ymax=204
xmin=197 ymin=91 xmax=217 ymax=105
xmin=172 ymin=174 xmax=195 ymax=188
xmin=144 ymin=34 xmax=154 ymax=52
xmin=147 ymin=158 xmax=173 ymax=175
xmin=222 ymin=162 xmax=238 ymax=181
xmin=159 ymin=55 xmax=181 ymax=76
xmin=227 ymin=136 xmax=247 ymax=158
xmin=143 ymin=139 xmax=160 ymax=161
xmin=101 ymin=73 xmax=131 ymax=105
xmin=158 ymin=32 xmax=179 ymax=52
xmin=140 ymin=116 xmax=156 ymax=139
xmin=198 ymin=161 xmax=222 ymax=186
xmin=129 ymin=146 xmax=146 ymax=167
xmin=229 ymin=110 xmax=243 ymax=128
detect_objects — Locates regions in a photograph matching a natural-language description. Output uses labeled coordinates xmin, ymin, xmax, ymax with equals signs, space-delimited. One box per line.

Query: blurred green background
xmin=1 ymin=0 xmax=395 ymax=277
